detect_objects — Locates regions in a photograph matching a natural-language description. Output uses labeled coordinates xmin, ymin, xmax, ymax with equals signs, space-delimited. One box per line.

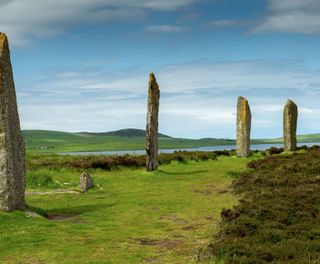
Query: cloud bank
xmin=255 ymin=0 xmax=320 ymax=34
xmin=145 ymin=25 xmax=186 ymax=33
xmin=17 ymin=59 xmax=320 ymax=138
xmin=0 ymin=0 xmax=196 ymax=45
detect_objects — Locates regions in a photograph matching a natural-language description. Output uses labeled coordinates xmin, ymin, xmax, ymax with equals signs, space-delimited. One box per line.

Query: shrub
xmin=201 ymin=148 xmax=320 ymax=263
xmin=267 ymin=147 xmax=283 ymax=155
xmin=26 ymin=151 xmax=220 ymax=171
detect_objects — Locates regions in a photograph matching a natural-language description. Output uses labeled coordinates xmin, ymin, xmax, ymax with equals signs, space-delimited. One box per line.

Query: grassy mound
xmin=202 ymin=148 xmax=320 ymax=263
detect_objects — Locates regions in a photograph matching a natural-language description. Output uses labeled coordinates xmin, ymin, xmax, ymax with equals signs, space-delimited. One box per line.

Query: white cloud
xmin=0 ymin=0 xmax=196 ymax=45
xmin=16 ymin=59 xmax=320 ymax=138
xmin=254 ymin=0 xmax=320 ymax=34
xmin=207 ymin=19 xmax=250 ymax=28
xmin=145 ymin=25 xmax=186 ymax=33
xmin=253 ymin=104 xmax=283 ymax=113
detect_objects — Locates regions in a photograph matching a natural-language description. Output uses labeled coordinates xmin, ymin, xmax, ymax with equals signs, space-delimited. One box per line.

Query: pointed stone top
xmin=149 ymin=72 xmax=159 ymax=91
xmin=0 ymin=32 xmax=8 ymax=46
xmin=285 ymin=99 xmax=296 ymax=106
xmin=0 ymin=32 xmax=7 ymax=38
xmin=0 ymin=32 xmax=9 ymax=58
xmin=149 ymin=72 xmax=157 ymax=82
xmin=238 ymin=96 xmax=248 ymax=103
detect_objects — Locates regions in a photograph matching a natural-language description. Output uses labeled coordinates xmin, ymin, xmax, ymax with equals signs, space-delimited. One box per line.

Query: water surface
xmin=60 ymin=142 xmax=320 ymax=156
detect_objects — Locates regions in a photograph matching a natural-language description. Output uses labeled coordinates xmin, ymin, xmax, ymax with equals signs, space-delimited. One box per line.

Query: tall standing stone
xmin=236 ymin=96 xmax=251 ymax=157
xmin=146 ymin=73 xmax=160 ymax=171
xmin=283 ymin=99 xmax=298 ymax=151
xmin=0 ymin=33 xmax=25 ymax=211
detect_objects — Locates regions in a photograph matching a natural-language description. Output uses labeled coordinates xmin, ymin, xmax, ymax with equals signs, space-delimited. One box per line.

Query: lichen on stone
xmin=146 ymin=73 xmax=160 ymax=171
xmin=236 ymin=96 xmax=251 ymax=157
xmin=283 ymin=99 xmax=298 ymax=151
xmin=0 ymin=32 xmax=25 ymax=211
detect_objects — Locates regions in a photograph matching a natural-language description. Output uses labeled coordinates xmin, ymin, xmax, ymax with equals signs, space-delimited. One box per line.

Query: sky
xmin=2 ymin=0 xmax=320 ymax=139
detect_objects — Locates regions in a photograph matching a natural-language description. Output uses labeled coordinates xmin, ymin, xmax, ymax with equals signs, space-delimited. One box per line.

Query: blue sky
xmin=2 ymin=0 xmax=320 ymax=139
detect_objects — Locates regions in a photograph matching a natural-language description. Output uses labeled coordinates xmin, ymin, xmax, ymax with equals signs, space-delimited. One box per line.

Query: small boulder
xmin=79 ymin=172 xmax=94 ymax=192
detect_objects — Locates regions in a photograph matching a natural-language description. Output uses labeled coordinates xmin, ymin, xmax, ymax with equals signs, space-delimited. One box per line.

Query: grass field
xmin=23 ymin=130 xmax=235 ymax=153
xmin=0 ymin=154 xmax=254 ymax=264
xmin=23 ymin=129 xmax=320 ymax=154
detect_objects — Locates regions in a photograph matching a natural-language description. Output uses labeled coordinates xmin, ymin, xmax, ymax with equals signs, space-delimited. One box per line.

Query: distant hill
xmin=77 ymin=128 xmax=171 ymax=138
xmin=21 ymin=129 xmax=320 ymax=153
xmin=21 ymin=129 xmax=236 ymax=153
xmin=251 ymin=133 xmax=320 ymax=144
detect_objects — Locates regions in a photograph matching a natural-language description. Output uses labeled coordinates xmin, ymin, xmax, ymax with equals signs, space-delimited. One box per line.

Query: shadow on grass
xmin=46 ymin=202 xmax=117 ymax=215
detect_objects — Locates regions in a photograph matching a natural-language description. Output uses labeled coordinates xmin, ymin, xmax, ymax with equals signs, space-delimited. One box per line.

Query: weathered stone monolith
xmin=0 ymin=33 xmax=25 ymax=211
xmin=236 ymin=96 xmax=251 ymax=157
xmin=283 ymin=99 xmax=298 ymax=151
xmin=146 ymin=73 xmax=160 ymax=171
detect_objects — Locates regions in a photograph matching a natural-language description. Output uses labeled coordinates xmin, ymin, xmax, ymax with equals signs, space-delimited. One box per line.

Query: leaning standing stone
xmin=0 ymin=33 xmax=25 ymax=211
xmin=236 ymin=96 xmax=251 ymax=157
xmin=146 ymin=73 xmax=160 ymax=171
xmin=283 ymin=99 xmax=298 ymax=151
xmin=79 ymin=172 xmax=94 ymax=192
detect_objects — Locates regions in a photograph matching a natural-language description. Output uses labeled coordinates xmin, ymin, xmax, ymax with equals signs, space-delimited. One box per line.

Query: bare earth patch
xmin=26 ymin=189 xmax=80 ymax=195
xmin=47 ymin=214 xmax=78 ymax=221
xmin=160 ymin=214 xmax=188 ymax=224
xmin=193 ymin=183 xmax=231 ymax=196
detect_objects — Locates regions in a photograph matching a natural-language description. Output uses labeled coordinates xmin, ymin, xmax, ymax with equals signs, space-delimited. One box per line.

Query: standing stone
xmin=236 ymin=96 xmax=251 ymax=157
xmin=283 ymin=99 xmax=298 ymax=151
xmin=0 ymin=33 xmax=25 ymax=211
xmin=79 ymin=172 xmax=94 ymax=192
xmin=146 ymin=73 xmax=160 ymax=171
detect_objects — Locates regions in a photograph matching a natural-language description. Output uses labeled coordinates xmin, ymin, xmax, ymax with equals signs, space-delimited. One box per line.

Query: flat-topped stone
xmin=283 ymin=99 xmax=298 ymax=151
xmin=236 ymin=96 xmax=251 ymax=157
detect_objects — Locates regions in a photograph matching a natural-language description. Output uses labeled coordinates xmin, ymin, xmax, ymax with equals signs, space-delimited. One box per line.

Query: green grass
xmin=0 ymin=155 xmax=254 ymax=264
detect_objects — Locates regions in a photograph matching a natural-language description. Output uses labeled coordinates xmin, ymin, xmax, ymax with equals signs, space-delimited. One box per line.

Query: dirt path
xmin=26 ymin=189 xmax=80 ymax=195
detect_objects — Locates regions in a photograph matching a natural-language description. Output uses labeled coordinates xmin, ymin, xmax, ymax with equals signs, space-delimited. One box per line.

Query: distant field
xmin=22 ymin=129 xmax=320 ymax=153
xmin=22 ymin=130 xmax=236 ymax=153
xmin=261 ymin=133 xmax=320 ymax=144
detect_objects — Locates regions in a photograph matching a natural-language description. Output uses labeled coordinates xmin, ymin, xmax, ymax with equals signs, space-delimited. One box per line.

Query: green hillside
xmin=271 ymin=133 xmax=320 ymax=143
xmin=78 ymin=128 xmax=171 ymax=138
xmin=22 ymin=129 xmax=320 ymax=153
xmin=22 ymin=129 xmax=235 ymax=153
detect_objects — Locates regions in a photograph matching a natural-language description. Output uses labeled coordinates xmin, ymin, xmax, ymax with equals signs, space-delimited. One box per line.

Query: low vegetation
xmin=26 ymin=151 xmax=228 ymax=176
xmin=201 ymin=147 xmax=320 ymax=263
